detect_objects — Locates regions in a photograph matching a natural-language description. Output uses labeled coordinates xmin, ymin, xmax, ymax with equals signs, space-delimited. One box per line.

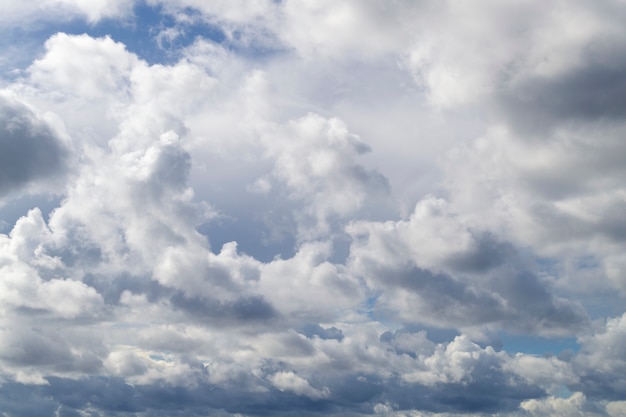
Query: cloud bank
xmin=1 ymin=1 xmax=626 ymax=416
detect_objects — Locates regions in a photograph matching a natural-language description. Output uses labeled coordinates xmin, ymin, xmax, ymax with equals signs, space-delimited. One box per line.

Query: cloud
xmin=0 ymin=325 xmax=574 ymax=416
xmin=0 ymin=209 xmax=104 ymax=318
xmin=347 ymin=196 xmax=589 ymax=335
xmin=299 ymin=324 xmax=344 ymax=341
xmin=29 ymin=33 xmax=137 ymax=100
xmin=49 ymin=0 xmax=135 ymax=22
xmin=520 ymin=392 xmax=605 ymax=417
xmin=0 ymin=0 xmax=135 ymax=24
xmin=0 ymin=93 xmax=70 ymax=200
xmin=1 ymin=1 xmax=626 ymax=416
xmin=572 ymin=313 xmax=626 ymax=400
xmin=259 ymin=241 xmax=363 ymax=323
xmin=259 ymin=113 xmax=390 ymax=239
xmin=270 ymin=371 xmax=330 ymax=399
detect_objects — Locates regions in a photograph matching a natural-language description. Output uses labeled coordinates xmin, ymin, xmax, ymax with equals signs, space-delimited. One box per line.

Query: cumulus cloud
xmin=270 ymin=371 xmax=330 ymax=399
xmin=572 ymin=313 xmax=626 ymax=400
xmin=259 ymin=113 xmax=390 ymax=239
xmin=1 ymin=1 xmax=626 ymax=416
xmin=520 ymin=392 xmax=604 ymax=417
xmin=347 ymin=196 xmax=589 ymax=335
xmin=29 ymin=33 xmax=137 ymax=100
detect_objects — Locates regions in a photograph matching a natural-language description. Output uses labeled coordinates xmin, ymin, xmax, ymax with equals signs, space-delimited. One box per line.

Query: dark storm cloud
xmin=0 ymin=94 xmax=69 ymax=197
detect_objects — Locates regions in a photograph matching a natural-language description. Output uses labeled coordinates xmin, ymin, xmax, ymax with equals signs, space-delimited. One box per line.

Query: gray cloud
xmin=0 ymin=369 xmax=541 ymax=416
xmin=0 ymin=94 xmax=69 ymax=198
xmin=572 ymin=313 xmax=626 ymax=401
xmin=348 ymin=206 xmax=589 ymax=335
xmin=299 ymin=324 xmax=344 ymax=341
xmin=170 ymin=292 xmax=278 ymax=324
xmin=446 ymin=232 xmax=513 ymax=273
xmin=497 ymin=40 xmax=626 ymax=134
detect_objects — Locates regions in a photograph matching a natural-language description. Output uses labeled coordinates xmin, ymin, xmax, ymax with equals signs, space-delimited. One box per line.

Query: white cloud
xmin=0 ymin=209 xmax=103 ymax=319
xmin=269 ymin=371 xmax=330 ymax=399
xmin=260 ymin=241 xmax=362 ymax=322
xmin=29 ymin=33 xmax=137 ymax=100
xmin=1 ymin=1 xmax=626 ymax=416
xmin=573 ymin=313 xmax=626 ymax=399
xmin=47 ymin=0 xmax=135 ymax=22
xmin=607 ymin=401 xmax=626 ymax=417
xmin=259 ymin=113 xmax=390 ymax=239
xmin=520 ymin=392 xmax=600 ymax=417
xmin=0 ymin=0 xmax=132 ymax=24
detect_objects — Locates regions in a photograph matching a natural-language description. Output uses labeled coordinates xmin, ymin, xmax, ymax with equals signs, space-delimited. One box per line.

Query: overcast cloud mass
xmin=1 ymin=1 xmax=626 ymax=416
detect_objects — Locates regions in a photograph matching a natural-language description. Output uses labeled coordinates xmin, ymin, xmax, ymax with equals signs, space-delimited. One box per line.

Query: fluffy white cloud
xmin=260 ymin=241 xmax=362 ymax=322
xmin=28 ymin=33 xmax=136 ymax=100
xmin=258 ymin=113 xmax=390 ymax=239
xmin=269 ymin=370 xmax=330 ymax=399
xmin=1 ymin=1 xmax=626 ymax=416
xmin=520 ymin=392 xmax=601 ymax=417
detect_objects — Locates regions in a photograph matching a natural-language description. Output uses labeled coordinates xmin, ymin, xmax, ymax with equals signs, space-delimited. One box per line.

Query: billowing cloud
xmin=347 ymin=196 xmax=588 ymax=335
xmin=0 ymin=1 xmax=625 ymax=416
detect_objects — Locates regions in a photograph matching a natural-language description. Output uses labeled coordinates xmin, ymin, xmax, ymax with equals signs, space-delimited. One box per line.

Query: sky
xmin=1 ymin=0 xmax=626 ymax=416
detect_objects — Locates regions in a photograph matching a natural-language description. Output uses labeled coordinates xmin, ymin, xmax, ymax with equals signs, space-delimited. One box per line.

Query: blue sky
xmin=1 ymin=1 xmax=626 ymax=416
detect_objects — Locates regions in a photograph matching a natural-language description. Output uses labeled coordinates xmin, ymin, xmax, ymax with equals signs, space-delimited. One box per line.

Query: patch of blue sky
xmin=0 ymin=25 xmax=51 ymax=80
xmin=361 ymin=293 xmax=382 ymax=320
xmin=0 ymin=194 xmax=62 ymax=233
xmin=114 ymin=2 xmax=226 ymax=63
xmin=554 ymin=384 xmax=574 ymax=399
xmin=0 ymin=1 xmax=226 ymax=77
xmin=196 ymin=215 xmax=297 ymax=263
